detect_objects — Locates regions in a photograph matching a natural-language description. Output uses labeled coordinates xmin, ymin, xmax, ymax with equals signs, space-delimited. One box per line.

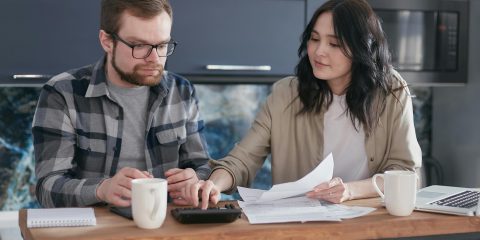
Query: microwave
xmin=368 ymin=0 xmax=469 ymax=85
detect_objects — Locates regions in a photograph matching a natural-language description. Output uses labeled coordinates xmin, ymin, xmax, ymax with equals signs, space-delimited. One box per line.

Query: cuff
xmin=195 ymin=164 xmax=212 ymax=180
xmin=80 ymin=177 xmax=107 ymax=206
xmin=210 ymin=166 xmax=237 ymax=195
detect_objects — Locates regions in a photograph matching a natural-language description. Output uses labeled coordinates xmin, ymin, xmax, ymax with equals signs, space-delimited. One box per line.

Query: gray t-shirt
xmin=107 ymin=81 xmax=150 ymax=171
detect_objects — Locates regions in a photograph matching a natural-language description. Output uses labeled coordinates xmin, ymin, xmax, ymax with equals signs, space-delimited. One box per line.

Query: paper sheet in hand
xmin=239 ymin=153 xmax=334 ymax=203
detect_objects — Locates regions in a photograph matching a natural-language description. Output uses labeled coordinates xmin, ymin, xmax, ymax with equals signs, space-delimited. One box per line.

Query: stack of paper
xmin=237 ymin=153 xmax=375 ymax=224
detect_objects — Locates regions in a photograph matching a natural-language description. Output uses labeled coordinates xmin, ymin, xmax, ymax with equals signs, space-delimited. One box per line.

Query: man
xmin=32 ymin=0 xmax=210 ymax=208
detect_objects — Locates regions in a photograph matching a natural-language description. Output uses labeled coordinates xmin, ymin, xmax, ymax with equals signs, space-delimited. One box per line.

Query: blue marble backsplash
xmin=0 ymin=84 xmax=430 ymax=210
xmin=0 ymin=88 xmax=39 ymax=210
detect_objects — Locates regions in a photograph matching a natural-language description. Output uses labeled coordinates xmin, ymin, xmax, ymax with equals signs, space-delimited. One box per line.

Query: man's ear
xmin=99 ymin=30 xmax=114 ymax=53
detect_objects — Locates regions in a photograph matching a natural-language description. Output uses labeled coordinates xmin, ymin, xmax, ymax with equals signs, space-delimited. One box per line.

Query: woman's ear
xmin=99 ymin=30 xmax=114 ymax=54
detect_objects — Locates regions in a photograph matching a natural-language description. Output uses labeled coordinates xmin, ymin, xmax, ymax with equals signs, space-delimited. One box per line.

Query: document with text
xmin=238 ymin=153 xmax=334 ymax=203
xmin=237 ymin=153 xmax=376 ymax=224
xmin=238 ymin=197 xmax=375 ymax=224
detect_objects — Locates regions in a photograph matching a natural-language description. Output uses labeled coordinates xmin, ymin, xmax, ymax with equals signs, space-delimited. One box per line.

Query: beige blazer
xmin=210 ymin=73 xmax=422 ymax=192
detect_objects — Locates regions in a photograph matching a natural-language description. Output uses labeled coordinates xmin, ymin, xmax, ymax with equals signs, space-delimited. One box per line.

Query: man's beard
xmin=111 ymin=45 xmax=164 ymax=87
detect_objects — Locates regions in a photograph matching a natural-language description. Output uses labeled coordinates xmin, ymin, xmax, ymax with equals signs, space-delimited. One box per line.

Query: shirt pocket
xmin=76 ymin=135 xmax=107 ymax=172
xmin=77 ymin=135 xmax=107 ymax=152
xmin=155 ymin=127 xmax=187 ymax=146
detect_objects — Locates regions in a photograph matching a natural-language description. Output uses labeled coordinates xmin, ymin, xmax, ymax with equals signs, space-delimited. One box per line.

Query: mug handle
xmin=372 ymin=174 xmax=385 ymax=199
xmin=150 ymin=188 xmax=160 ymax=220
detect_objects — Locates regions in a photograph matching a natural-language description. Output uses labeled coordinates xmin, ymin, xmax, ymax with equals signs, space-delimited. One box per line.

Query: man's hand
xmin=96 ymin=167 xmax=152 ymax=207
xmin=165 ymin=168 xmax=199 ymax=205
xmin=306 ymin=177 xmax=351 ymax=203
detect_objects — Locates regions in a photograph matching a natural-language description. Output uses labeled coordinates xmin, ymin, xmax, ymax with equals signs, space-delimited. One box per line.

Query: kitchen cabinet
xmin=167 ymin=0 xmax=306 ymax=78
xmin=0 ymin=0 xmax=102 ymax=84
xmin=307 ymin=0 xmax=327 ymax=20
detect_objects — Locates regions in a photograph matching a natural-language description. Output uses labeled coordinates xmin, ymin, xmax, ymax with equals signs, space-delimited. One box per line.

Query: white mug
xmin=131 ymin=178 xmax=168 ymax=229
xmin=372 ymin=170 xmax=417 ymax=216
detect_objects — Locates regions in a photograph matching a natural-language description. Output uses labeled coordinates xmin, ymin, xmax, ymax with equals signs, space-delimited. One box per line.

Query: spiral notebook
xmin=27 ymin=207 xmax=96 ymax=228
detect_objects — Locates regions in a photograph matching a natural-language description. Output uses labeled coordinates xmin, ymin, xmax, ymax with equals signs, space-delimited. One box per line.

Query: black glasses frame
xmin=109 ymin=33 xmax=177 ymax=59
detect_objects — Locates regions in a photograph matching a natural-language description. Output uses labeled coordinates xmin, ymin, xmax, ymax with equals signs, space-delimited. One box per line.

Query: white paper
xmin=238 ymin=196 xmax=323 ymax=209
xmin=238 ymin=198 xmax=375 ymax=224
xmin=239 ymin=153 xmax=334 ymax=203
xmin=235 ymin=153 xmax=376 ymax=224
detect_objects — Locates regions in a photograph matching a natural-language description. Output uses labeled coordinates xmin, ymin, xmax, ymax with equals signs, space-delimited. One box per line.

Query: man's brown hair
xmin=101 ymin=0 xmax=173 ymax=34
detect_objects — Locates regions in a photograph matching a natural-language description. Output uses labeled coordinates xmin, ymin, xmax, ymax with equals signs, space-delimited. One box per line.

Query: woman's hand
xmin=171 ymin=180 xmax=222 ymax=209
xmin=170 ymin=169 xmax=232 ymax=208
xmin=306 ymin=177 xmax=351 ymax=203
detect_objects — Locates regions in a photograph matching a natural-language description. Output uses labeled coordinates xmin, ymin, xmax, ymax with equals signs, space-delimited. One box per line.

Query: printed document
xmin=238 ymin=153 xmax=334 ymax=203
xmin=238 ymin=197 xmax=375 ymax=224
xmin=237 ymin=153 xmax=375 ymax=224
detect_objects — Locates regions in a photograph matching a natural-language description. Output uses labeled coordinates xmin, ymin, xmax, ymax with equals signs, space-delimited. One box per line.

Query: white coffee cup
xmin=131 ymin=178 xmax=168 ymax=229
xmin=372 ymin=170 xmax=417 ymax=216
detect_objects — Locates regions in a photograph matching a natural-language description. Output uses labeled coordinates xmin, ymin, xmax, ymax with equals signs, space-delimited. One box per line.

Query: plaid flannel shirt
xmin=33 ymin=58 xmax=211 ymax=208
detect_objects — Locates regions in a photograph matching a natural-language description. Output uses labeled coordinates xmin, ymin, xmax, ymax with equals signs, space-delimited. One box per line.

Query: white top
xmin=323 ymin=94 xmax=369 ymax=182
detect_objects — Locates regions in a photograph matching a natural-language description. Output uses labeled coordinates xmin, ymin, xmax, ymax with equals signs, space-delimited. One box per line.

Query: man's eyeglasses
xmin=109 ymin=33 xmax=177 ymax=59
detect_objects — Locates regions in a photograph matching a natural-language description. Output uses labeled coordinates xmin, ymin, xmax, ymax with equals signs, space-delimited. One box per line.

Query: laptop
xmin=416 ymin=185 xmax=480 ymax=216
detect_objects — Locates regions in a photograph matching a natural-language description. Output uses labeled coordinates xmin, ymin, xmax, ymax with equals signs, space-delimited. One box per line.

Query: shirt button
xmin=370 ymin=158 xmax=374 ymax=162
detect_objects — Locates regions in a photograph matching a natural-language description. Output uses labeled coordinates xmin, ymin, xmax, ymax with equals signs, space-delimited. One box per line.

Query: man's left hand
xmin=165 ymin=168 xmax=199 ymax=205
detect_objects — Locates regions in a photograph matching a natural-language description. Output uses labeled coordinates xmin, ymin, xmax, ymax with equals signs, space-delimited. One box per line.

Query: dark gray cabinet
xmin=0 ymin=0 xmax=102 ymax=84
xmin=307 ymin=0 xmax=327 ymax=20
xmin=167 ymin=0 xmax=306 ymax=78
xmin=0 ymin=1 xmax=310 ymax=84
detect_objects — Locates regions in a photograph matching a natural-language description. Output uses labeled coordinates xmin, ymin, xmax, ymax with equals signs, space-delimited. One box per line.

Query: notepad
xmin=27 ymin=208 xmax=96 ymax=228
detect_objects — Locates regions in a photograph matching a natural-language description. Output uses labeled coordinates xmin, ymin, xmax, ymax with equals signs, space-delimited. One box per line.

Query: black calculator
xmin=171 ymin=203 xmax=242 ymax=224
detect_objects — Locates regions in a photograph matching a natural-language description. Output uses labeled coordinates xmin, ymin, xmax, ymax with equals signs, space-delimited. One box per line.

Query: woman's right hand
xmin=182 ymin=180 xmax=222 ymax=209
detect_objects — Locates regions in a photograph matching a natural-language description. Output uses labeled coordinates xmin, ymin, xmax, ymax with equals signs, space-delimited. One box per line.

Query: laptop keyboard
xmin=430 ymin=190 xmax=480 ymax=208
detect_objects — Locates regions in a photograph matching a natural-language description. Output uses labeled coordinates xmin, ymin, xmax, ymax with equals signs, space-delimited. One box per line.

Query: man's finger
xmin=200 ymin=181 xmax=215 ymax=209
xmin=121 ymin=167 xmax=150 ymax=179
xmin=116 ymin=185 xmax=132 ymax=199
xmin=167 ymin=169 xmax=196 ymax=184
xmin=169 ymin=190 xmax=182 ymax=199
xmin=164 ymin=168 xmax=183 ymax=177
xmin=142 ymin=171 xmax=153 ymax=178
xmin=172 ymin=198 xmax=190 ymax=206
xmin=184 ymin=180 xmax=201 ymax=207
xmin=117 ymin=176 xmax=134 ymax=189
xmin=168 ymin=180 xmax=190 ymax=192
xmin=110 ymin=194 xmax=131 ymax=207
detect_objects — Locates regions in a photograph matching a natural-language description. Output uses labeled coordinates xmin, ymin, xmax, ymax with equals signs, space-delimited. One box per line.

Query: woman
xmin=176 ymin=0 xmax=422 ymax=208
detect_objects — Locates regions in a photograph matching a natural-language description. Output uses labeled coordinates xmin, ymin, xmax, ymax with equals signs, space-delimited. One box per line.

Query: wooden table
xmin=18 ymin=198 xmax=480 ymax=240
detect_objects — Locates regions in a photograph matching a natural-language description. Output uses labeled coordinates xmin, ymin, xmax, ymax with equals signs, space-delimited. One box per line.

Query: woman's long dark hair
xmin=295 ymin=0 xmax=393 ymax=135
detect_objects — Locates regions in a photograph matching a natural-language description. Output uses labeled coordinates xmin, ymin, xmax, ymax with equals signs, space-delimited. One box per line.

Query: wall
xmin=432 ymin=0 xmax=480 ymax=187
